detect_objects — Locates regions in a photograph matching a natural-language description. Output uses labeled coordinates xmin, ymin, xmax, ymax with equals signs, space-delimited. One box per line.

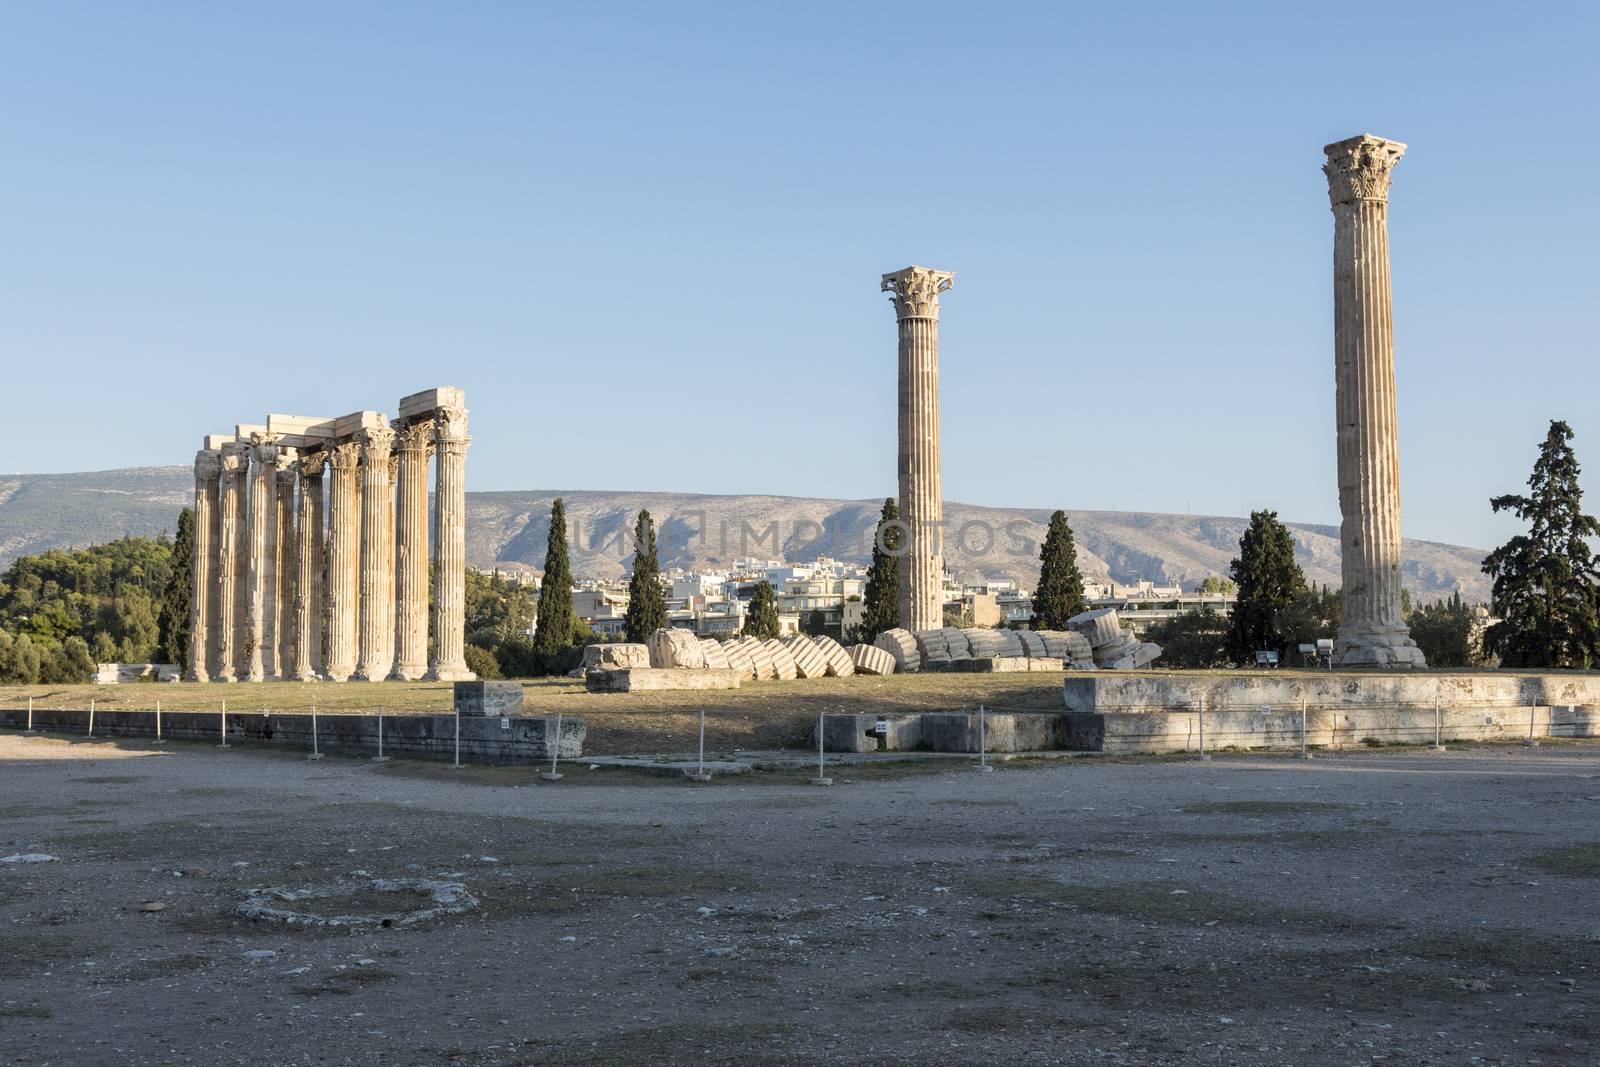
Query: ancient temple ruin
xmin=186 ymin=386 xmax=474 ymax=683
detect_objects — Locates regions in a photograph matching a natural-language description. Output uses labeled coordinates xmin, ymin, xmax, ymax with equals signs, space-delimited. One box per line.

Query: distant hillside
xmin=0 ymin=467 xmax=1492 ymax=603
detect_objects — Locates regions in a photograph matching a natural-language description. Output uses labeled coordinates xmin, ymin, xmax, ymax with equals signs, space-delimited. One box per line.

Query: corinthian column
xmin=882 ymin=265 xmax=954 ymax=633
xmin=1324 ymin=134 xmax=1425 ymax=668
xmin=188 ymin=450 xmax=222 ymax=682
xmin=215 ymin=445 xmax=247 ymax=683
xmin=426 ymin=405 xmax=474 ymax=680
xmin=292 ymin=451 xmax=326 ymax=680
xmin=273 ymin=449 xmax=299 ymax=679
xmin=324 ymin=441 xmax=362 ymax=681
xmin=243 ymin=434 xmax=280 ymax=681
xmin=390 ymin=420 xmax=434 ymax=680
xmin=355 ymin=425 xmax=397 ymax=680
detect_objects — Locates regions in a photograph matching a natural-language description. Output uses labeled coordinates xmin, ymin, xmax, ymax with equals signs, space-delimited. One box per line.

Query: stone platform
xmin=584 ymin=668 xmax=742 ymax=693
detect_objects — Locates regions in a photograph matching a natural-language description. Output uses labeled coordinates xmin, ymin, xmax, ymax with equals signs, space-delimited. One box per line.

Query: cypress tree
xmin=624 ymin=509 xmax=667 ymax=642
xmin=532 ymin=498 xmax=576 ymax=672
xmin=1224 ymin=509 xmax=1307 ymax=664
xmin=1482 ymin=420 xmax=1600 ymax=668
xmin=158 ymin=507 xmax=195 ymax=670
xmin=858 ymin=498 xmax=902 ymax=641
xmin=743 ymin=580 xmax=781 ymax=639
xmin=1031 ymin=510 xmax=1087 ymax=630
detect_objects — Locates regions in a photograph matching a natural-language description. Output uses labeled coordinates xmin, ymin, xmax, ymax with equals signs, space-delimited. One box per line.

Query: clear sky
xmin=3 ymin=3 xmax=1595 ymax=551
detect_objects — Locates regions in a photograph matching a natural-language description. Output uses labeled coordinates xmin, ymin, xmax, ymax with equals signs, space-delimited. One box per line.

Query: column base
xmin=214 ymin=671 xmax=238 ymax=683
xmin=288 ymin=669 xmax=324 ymax=682
xmin=1332 ymin=626 xmax=1428 ymax=669
xmin=388 ymin=663 xmax=428 ymax=681
xmin=425 ymin=665 xmax=477 ymax=682
xmin=324 ymin=667 xmax=354 ymax=683
xmin=353 ymin=665 xmax=395 ymax=682
xmin=186 ymin=670 xmax=210 ymax=684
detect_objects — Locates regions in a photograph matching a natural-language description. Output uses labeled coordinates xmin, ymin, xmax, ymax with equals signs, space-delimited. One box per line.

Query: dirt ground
xmin=2 ymin=733 xmax=1597 ymax=1066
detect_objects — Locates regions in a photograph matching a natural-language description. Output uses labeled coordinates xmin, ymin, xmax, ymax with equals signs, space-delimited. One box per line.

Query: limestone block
xmin=745 ymin=638 xmax=777 ymax=680
xmin=873 ymin=628 xmax=921 ymax=672
xmin=782 ymin=634 xmax=829 ymax=679
xmin=720 ymin=638 xmax=757 ymax=680
xmin=580 ymin=643 xmax=652 ymax=672
xmin=994 ymin=630 xmax=1025 ymax=658
xmin=848 ymin=643 xmax=896 ymax=675
xmin=1039 ymin=630 xmax=1096 ymax=668
xmin=940 ymin=627 xmax=972 ymax=660
xmin=1016 ymin=630 xmax=1046 ymax=658
xmin=648 ymin=628 xmax=707 ymax=670
xmin=1027 ymin=657 xmax=1066 ymax=672
xmin=1067 ymin=608 xmax=1124 ymax=650
xmin=699 ymin=638 xmax=731 ymax=671
xmin=812 ymin=635 xmax=855 ymax=677
xmin=585 ymin=668 xmax=741 ymax=692
xmin=453 ymin=681 xmax=525 ymax=717
xmin=763 ymin=639 xmax=799 ymax=680
xmin=962 ymin=628 xmax=1004 ymax=659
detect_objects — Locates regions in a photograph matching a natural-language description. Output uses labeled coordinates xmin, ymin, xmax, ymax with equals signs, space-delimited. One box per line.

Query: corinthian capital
xmin=882 ymin=266 xmax=955 ymax=321
xmin=1323 ymin=134 xmax=1406 ymax=207
xmin=274 ymin=446 xmax=300 ymax=474
xmin=299 ymin=450 xmax=327 ymax=480
xmin=394 ymin=419 xmax=437 ymax=455
xmin=220 ymin=441 xmax=250 ymax=473
xmin=329 ymin=440 xmax=362 ymax=471
xmin=435 ymin=406 xmax=469 ymax=445
xmin=249 ymin=432 xmax=281 ymax=465
xmin=358 ymin=425 xmax=396 ymax=461
xmin=194 ymin=449 xmax=222 ymax=480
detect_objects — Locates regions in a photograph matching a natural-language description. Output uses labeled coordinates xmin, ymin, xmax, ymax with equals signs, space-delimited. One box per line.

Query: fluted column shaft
xmin=1324 ymin=134 xmax=1424 ymax=668
xmin=391 ymin=421 xmax=433 ymax=679
xmin=188 ymin=450 xmax=221 ymax=682
xmin=292 ymin=453 xmax=325 ymax=680
xmin=426 ymin=406 xmax=474 ymax=680
xmin=324 ymin=441 xmax=362 ymax=681
xmin=215 ymin=446 xmax=246 ymax=683
xmin=883 ymin=266 xmax=954 ymax=633
xmin=243 ymin=436 xmax=279 ymax=681
xmin=274 ymin=455 xmax=298 ymax=679
xmin=355 ymin=426 xmax=397 ymax=680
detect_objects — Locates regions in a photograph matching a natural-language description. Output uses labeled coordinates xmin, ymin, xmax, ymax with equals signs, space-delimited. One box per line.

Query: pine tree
xmin=743 ymin=580 xmax=781 ymax=639
xmin=623 ymin=509 xmax=667 ymax=642
xmin=858 ymin=499 xmax=902 ymax=641
xmin=1031 ymin=510 xmax=1087 ymax=629
xmin=157 ymin=507 xmax=194 ymax=670
xmin=532 ymin=498 xmax=577 ymax=672
xmin=1482 ymin=420 xmax=1600 ymax=668
xmin=1224 ymin=510 xmax=1307 ymax=664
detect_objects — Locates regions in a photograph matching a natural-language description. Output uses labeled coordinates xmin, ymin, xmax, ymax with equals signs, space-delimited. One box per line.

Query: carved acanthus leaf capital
xmin=274 ymin=446 xmax=300 ymax=474
xmin=220 ymin=441 xmax=251 ymax=473
xmin=194 ymin=449 xmax=222 ymax=479
xmin=435 ymin=406 xmax=469 ymax=444
xmin=881 ymin=266 xmax=955 ymax=321
xmin=299 ymin=450 xmax=327 ymax=480
xmin=328 ymin=440 xmax=363 ymax=471
xmin=395 ymin=419 xmax=437 ymax=455
xmin=249 ymin=432 xmax=282 ymax=465
xmin=358 ymin=425 xmax=396 ymax=462
xmin=1323 ymin=134 xmax=1406 ymax=207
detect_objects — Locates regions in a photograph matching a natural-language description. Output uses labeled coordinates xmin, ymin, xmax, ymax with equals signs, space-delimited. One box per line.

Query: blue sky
xmin=2 ymin=3 xmax=1595 ymax=551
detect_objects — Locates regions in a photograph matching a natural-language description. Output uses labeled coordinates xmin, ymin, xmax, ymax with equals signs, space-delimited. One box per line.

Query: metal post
xmin=218 ymin=699 xmax=229 ymax=749
xmin=24 ymin=696 xmax=33 ymax=734
xmin=452 ymin=710 xmax=461 ymax=769
xmin=307 ymin=703 xmax=322 ymax=760
xmin=88 ymin=698 xmax=95 ymax=737
xmin=810 ymin=712 xmax=833 ymax=786
xmin=1299 ymin=697 xmax=1311 ymax=760
xmin=1524 ymin=702 xmax=1540 ymax=748
xmin=1196 ymin=696 xmax=1210 ymax=762
xmin=542 ymin=710 xmax=565 ymax=781
xmin=153 ymin=698 xmax=165 ymax=745
xmin=974 ymin=704 xmax=994 ymax=772
xmin=1431 ymin=695 xmax=1445 ymax=751
xmin=372 ymin=706 xmax=389 ymax=762
xmin=686 ymin=708 xmax=712 ymax=782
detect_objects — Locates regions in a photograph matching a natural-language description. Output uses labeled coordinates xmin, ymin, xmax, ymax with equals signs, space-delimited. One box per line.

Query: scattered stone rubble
xmin=583 ymin=610 xmax=1158 ymax=690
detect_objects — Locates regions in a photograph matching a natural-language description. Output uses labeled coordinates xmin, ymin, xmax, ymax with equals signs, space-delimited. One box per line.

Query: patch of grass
xmin=1171 ymin=825 xmax=1394 ymax=849
xmin=1401 ymin=931 xmax=1599 ymax=975
xmin=490 ymin=1023 xmax=801 ymax=1067
xmin=0 ymin=1005 xmax=52 ymax=1019
xmin=1180 ymin=800 xmax=1350 ymax=816
xmin=68 ymin=775 xmax=146 ymax=784
xmin=291 ymin=964 xmax=399 ymax=997
xmin=118 ymin=953 xmax=213 ymax=982
xmin=0 ymin=933 xmax=88 ymax=978
xmin=1529 ymin=844 xmax=1600 ymax=879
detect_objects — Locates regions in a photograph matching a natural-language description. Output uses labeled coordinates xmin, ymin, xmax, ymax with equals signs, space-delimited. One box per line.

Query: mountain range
xmin=0 ymin=467 xmax=1492 ymax=603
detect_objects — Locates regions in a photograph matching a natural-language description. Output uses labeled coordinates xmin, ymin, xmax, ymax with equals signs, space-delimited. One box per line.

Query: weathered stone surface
xmin=962 ymin=628 xmax=1004 ymax=659
xmin=763 ymin=639 xmax=799 ymax=681
xmin=812 ymin=635 xmax=855 ymax=677
xmin=847 ymin=643 xmax=896 ymax=675
xmin=821 ymin=711 xmax=1066 ymax=753
xmin=940 ymin=627 xmax=971 ymax=660
xmin=720 ymin=638 xmax=758 ymax=680
xmin=994 ymin=629 xmax=1024 ymax=658
xmin=585 ymin=668 xmax=741 ymax=692
xmin=453 ymin=681 xmax=524 ymax=717
xmin=699 ymin=638 xmax=731 ymax=671
xmin=580 ymin=643 xmax=651 ymax=672
xmin=873 ymin=628 xmax=920 ymax=672
xmin=1016 ymin=630 xmax=1046 ymax=658
xmin=745 ymin=638 xmax=777 ymax=680
xmin=647 ymin=628 xmax=707 ymax=670
xmin=913 ymin=628 xmax=950 ymax=666
xmin=781 ymin=635 xmax=828 ymax=679
xmin=1038 ymin=630 xmax=1096 ymax=669
xmin=1066 ymin=608 xmax=1123 ymax=649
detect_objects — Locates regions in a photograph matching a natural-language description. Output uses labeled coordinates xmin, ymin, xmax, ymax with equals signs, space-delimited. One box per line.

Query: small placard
xmin=500 ymin=716 xmax=510 ymax=730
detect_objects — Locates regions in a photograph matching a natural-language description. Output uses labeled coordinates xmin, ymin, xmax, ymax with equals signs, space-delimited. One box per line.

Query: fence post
xmin=1524 ymin=702 xmax=1540 ymax=748
xmin=307 ymin=703 xmax=322 ymax=760
xmin=372 ymin=706 xmax=390 ymax=762
xmin=974 ymin=705 xmax=995 ymax=772
xmin=542 ymin=710 xmax=565 ymax=782
xmin=1300 ymin=697 xmax=1311 ymax=760
xmin=686 ymin=708 xmax=711 ymax=782
xmin=24 ymin=696 xmax=34 ymax=734
xmin=218 ymin=699 xmax=229 ymax=749
xmin=810 ymin=712 xmax=833 ymax=786
xmin=153 ymin=699 xmax=165 ymax=745
xmin=88 ymin=698 xmax=95 ymax=738
xmin=1196 ymin=696 xmax=1210 ymax=762
xmin=1432 ymin=695 xmax=1445 ymax=751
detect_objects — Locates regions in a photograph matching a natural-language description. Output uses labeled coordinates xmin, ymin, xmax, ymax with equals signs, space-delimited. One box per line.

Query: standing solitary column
xmin=215 ymin=443 xmax=249 ymax=683
xmin=244 ymin=434 xmax=279 ymax=682
xmin=273 ymin=449 xmax=299 ymax=679
xmin=291 ymin=451 xmax=326 ymax=680
xmin=324 ymin=440 xmax=362 ymax=681
xmin=1324 ymin=134 xmax=1425 ymax=668
xmin=188 ymin=449 xmax=222 ymax=682
xmin=426 ymin=405 xmax=474 ymax=680
xmin=882 ymin=265 xmax=954 ymax=633
xmin=355 ymin=425 xmax=397 ymax=680
xmin=390 ymin=420 xmax=433 ymax=679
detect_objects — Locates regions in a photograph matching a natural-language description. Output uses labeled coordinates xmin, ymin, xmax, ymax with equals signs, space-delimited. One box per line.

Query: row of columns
xmin=186 ymin=397 xmax=474 ymax=683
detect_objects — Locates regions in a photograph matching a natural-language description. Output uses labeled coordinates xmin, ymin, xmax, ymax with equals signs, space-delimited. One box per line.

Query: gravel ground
xmin=2 ymin=733 xmax=1598 ymax=1066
